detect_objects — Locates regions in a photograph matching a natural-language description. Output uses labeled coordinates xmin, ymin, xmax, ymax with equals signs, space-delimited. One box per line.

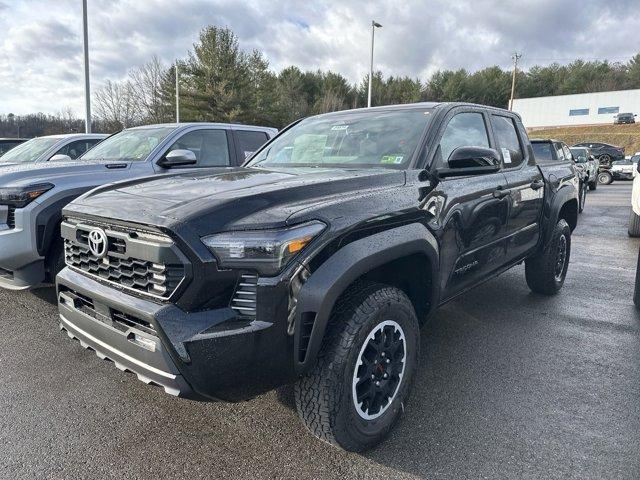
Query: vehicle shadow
xmin=30 ymin=285 xmax=57 ymax=305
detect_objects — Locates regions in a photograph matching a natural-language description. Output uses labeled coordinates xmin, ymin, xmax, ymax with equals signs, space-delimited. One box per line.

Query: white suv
xmin=628 ymin=157 xmax=640 ymax=236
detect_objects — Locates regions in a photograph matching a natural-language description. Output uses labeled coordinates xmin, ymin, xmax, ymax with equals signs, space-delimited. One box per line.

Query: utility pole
xmin=509 ymin=52 xmax=521 ymax=111
xmin=367 ymin=20 xmax=382 ymax=108
xmin=175 ymin=64 xmax=180 ymax=123
xmin=82 ymin=0 xmax=91 ymax=133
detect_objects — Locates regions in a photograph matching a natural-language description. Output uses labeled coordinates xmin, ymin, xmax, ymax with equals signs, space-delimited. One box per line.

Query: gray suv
xmin=0 ymin=123 xmax=276 ymax=290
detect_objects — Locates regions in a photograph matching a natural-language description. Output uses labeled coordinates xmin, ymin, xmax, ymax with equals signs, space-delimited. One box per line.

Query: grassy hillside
xmin=527 ymin=123 xmax=640 ymax=155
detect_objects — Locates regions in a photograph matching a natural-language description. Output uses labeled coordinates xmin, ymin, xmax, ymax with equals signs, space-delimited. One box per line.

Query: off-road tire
xmin=45 ymin=239 xmax=66 ymax=284
xmin=525 ymin=219 xmax=571 ymax=295
xmin=629 ymin=209 xmax=640 ymax=237
xmin=598 ymin=171 xmax=613 ymax=185
xmin=294 ymin=282 xmax=420 ymax=452
xmin=588 ymin=180 xmax=597 ymax=191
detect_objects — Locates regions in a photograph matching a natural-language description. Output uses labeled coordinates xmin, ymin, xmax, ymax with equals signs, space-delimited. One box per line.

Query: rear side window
xmin=555 ymin=143 xmax=566 ymax=161
xmin=237 ymin=130 xmax=269 ymax=160
xmin=491 ymin=115 xmax=524 ymax=167
xmin=532 ymin=143 xmax=555 ymax=163
xmin=55 ymin=139 xmax=101 ymax=159
xmin=438 ymin=112 xmax=490 ymax=163
xmin=168 ymin=129 xmax=230 ymax=167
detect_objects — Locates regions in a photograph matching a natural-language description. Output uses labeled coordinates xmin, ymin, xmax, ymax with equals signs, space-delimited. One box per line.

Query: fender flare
xmin=35 ymin=187 xmax=93 ymax=257
xmin=543 ymin=185 xmax=578 ymax=246
xmin=293 ymin=223 xmax=439 ymax=374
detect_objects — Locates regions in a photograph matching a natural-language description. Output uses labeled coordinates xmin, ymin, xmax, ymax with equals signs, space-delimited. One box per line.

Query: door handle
xmin=530 ymin=179 xmax=545 ymax=190
xmin=493 ymin=187 xmax=510 ymax=199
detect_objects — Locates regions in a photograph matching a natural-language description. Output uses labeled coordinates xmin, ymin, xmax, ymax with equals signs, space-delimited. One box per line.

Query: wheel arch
xmin=293 ymin=223 xmax=439 ymax=374
xmin=544 ymin=186 xmax=578 ymax=246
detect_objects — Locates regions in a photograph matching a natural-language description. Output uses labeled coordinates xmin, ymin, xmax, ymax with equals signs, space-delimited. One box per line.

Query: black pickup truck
xmin=56 ymin=102 xmax=579 ymax=451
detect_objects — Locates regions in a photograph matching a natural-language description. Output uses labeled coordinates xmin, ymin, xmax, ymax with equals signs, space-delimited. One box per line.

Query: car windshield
xmin=532 ymin=142 xmax=555 ymax=163
xmin=0 ymin=137 xmax=59 ymax=163
xmin=247 ymin=108 xmax=433 ymax=170
xmin=80 ymin=127 xmax=176 ymax=162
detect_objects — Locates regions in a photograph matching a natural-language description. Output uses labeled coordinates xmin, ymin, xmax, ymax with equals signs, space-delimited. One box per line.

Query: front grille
xmin=6 ymin=207 xmax=15 ymax=229
xmin=62 ymin=218 xmax=186 ymax=300
xmin=230 ymin=274 xmax=258 ymax=318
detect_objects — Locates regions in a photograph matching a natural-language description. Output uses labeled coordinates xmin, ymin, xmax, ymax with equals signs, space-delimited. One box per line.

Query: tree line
xmin=3 ymin=25 xmax=640 ymax=137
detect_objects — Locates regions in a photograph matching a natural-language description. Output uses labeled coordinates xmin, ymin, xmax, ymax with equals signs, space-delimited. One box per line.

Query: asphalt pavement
xmin=0 ymin=183 xmax=639 ymax=479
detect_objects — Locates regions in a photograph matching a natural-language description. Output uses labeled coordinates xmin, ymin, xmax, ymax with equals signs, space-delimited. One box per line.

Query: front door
xmin=432 ymin=109 xmax=511 ymax=300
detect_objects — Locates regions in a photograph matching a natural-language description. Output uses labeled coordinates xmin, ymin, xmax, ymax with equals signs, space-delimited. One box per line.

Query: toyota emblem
xmin=88 ymin=228 xmax=108 ymax=258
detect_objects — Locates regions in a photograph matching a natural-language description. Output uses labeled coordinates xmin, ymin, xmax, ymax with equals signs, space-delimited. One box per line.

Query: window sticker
xmin=501 ymin=148 xmax=512 ymax=164
xmin=381 ymin=155 xmax=404 ymax=164
xmin=331 ymin=125 xmax=349 ymax=131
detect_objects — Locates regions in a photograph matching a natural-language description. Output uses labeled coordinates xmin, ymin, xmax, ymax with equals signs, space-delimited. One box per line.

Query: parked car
xmin=570 ymin=146 xmax=599 ymax=190
xmin=572 ymin=142 xmax=625 ymax=167
xmin=614 ymin=112 xmax=636 ymax=124
xmin=57 ymin=102 xmax=578 ymax=451
xmin=0 ymin=133 xmax=108 ymax=167
xmin=0 ymin=138 xmax=27 ymax=156
xmin=532 ymin=138 xmax=586 ymax=212
xmin=0 ymin=123 xmax=276 ymax=290
xmin=610 ymin=156 xmax=638 ymax=180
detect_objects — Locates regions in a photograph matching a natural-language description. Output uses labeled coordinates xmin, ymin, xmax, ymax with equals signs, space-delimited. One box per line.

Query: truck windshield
xmin=0 ymin=137 xmax=59 ymax=163
xmin=247 ymin=108 xmax=433 ymax=169
xmin=80 ymin=127 xmax=176 ymax=162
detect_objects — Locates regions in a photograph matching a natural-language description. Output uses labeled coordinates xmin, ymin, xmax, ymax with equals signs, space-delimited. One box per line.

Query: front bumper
xmin=57 ymin=267 xmax=296 ymax=401
xmin=0 ymin=205 xmax=45 ymax=289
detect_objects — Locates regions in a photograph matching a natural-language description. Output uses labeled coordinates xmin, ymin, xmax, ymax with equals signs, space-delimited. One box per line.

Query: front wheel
xmin=525 ymin=219 xmax=571 ymax=295
xmin=295 ymin=283 xmax=420 ymax=452
xmin=598 ymin=171 xmax=613 ymax=185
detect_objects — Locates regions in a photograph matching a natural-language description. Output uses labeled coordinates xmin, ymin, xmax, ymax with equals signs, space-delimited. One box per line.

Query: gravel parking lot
xmin=0 ymin=183 xmax=638 ymax=480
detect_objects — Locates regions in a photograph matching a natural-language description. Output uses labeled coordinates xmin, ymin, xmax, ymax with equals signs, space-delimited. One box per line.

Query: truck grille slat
xmin=230 ymin=274 xmax=258 ymax=318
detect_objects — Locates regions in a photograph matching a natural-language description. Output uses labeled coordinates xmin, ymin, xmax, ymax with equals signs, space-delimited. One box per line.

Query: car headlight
xmin=202 ymin=221 xmax=326 ymax=275
xmin=0 ymin=183 xmax=54 ymax=208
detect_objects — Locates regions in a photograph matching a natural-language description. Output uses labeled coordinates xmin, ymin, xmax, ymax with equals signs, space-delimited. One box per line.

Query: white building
xmin=512 ymin=89 xmax=640 ymax=128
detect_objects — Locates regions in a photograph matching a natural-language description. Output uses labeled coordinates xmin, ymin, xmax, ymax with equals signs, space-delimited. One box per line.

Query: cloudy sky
xmin=0 ymin=0 xmax=638 ymax=116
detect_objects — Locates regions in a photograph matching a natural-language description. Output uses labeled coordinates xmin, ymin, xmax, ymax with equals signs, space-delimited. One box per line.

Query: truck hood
xmin=66 ymin=167 xmax=406 ymax=233
xmin=0 ymin=160 xmax=131 ymax=187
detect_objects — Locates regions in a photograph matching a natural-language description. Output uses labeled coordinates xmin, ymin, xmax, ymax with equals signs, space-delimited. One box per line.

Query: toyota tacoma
xmin=57 ymin=103 xmax=579 ymax=451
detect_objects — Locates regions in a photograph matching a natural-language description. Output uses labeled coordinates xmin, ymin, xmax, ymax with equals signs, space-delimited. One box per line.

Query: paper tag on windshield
xmin=331 ymin=125 xmax=348 ymax=131
xmin=501 ymin=148 xmax=512 ymax=164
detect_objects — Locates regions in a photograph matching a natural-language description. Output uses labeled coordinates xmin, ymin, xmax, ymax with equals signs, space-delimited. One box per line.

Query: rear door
xmin=432 ymin=108 xmax=511 ymax=300
xmin=493 ymin=115 xmax=544 ymax=262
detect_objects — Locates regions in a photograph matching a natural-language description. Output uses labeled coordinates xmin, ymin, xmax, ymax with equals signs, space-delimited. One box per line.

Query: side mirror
xmin=49 ymin=154 xmax=72 ymax=162
xmin=157 ymin=149 xmax=197 ymax=168
xmin=438 ymin=146 xmax=501 ymax=178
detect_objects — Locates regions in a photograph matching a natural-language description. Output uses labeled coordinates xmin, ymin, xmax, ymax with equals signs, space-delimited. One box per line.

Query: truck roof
xmin=127 ymin=122 xmax=278 ymax=134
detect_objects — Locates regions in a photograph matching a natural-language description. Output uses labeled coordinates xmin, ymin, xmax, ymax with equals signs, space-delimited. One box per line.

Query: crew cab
xmin=57 ymin=103 xmax=579 ymax=451
xmin=0 ymin=123 xmax=276 ymax=290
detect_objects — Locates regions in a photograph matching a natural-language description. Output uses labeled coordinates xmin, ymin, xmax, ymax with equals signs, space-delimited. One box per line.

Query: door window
xmin=167 ymin=129 xmax=230 ymax=167
xmin=54 ymin=140 xmax=100 ymax=159
xmin=438 ymin=112 xmax=490 ymax=164
xmin=491 ymin=115 xmax=524 ymax=167
xmin=562 ymin=145 xmax=573 ymax=162
xmin=555 ymin=143 xmax=566 ymax=161
xmin=237 ymin=130 xmax=269 ymax=160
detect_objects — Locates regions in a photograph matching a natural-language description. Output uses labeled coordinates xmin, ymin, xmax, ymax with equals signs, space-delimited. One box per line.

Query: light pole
xmin=367 ymin=20 xmax=382 ymax=108
xmin=175 ymin=63 xmax=180 ymax=123
xmin=509 ymin=52 xmax=521 ymax=111
xmin=82 ymin=0 xmax=91 ymax=133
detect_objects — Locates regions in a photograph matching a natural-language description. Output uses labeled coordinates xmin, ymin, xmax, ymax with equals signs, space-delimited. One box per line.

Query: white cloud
xmin=0 ymin=0 xmax=638 ymax=115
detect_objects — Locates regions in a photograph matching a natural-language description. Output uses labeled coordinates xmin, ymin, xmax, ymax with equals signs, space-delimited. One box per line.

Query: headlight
xmin=0 ymin=183 xmax=54 ymax=208
xmin=202 ymin=221 xmax=326 ymax=275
